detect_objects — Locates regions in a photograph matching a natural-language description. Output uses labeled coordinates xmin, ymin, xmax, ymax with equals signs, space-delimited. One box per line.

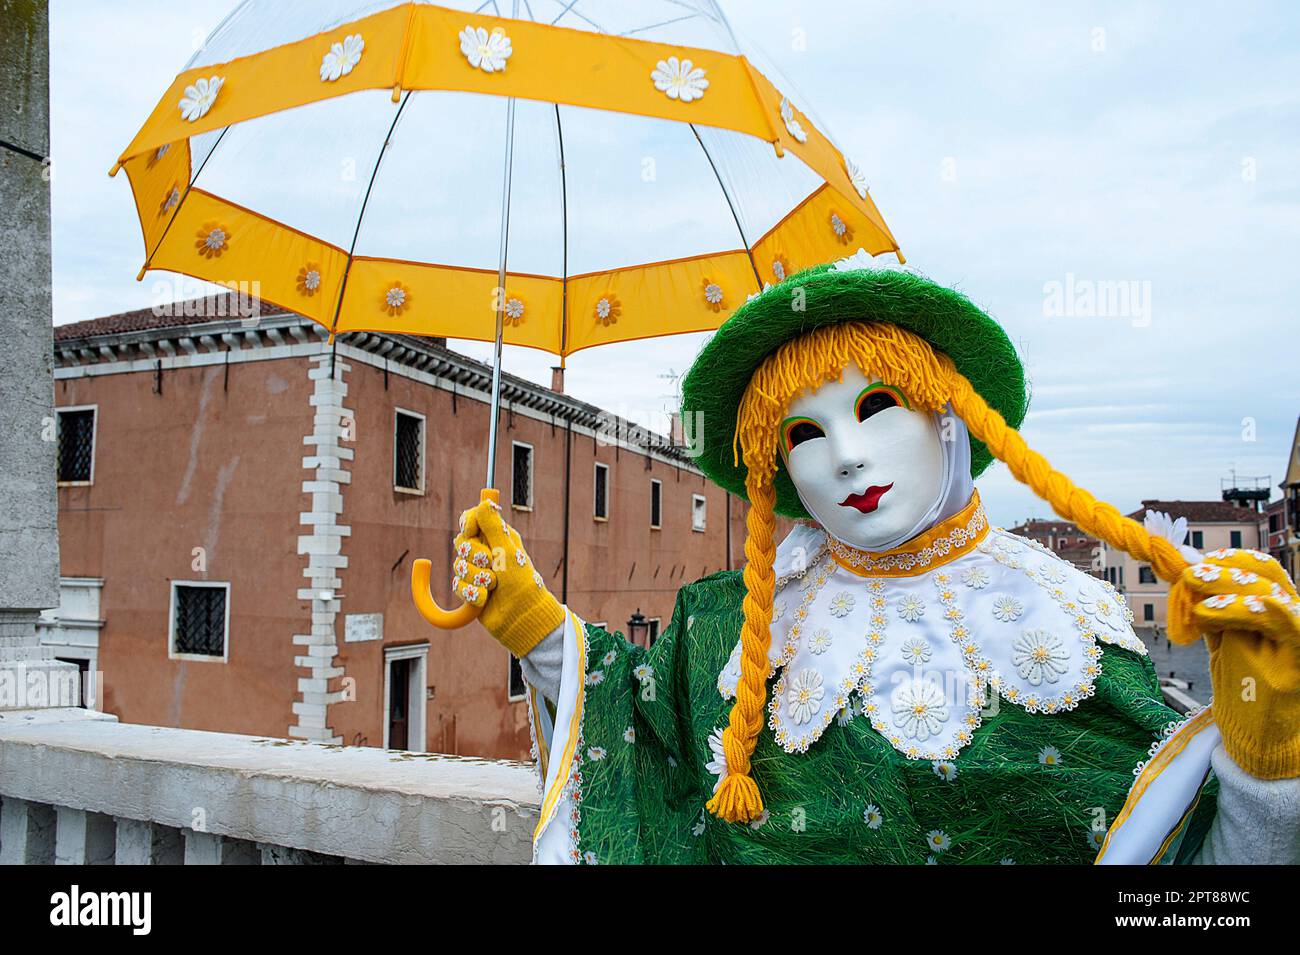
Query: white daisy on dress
xmin=320 ymin=33 xmax=364 ymax=82
xmin=1084 ymin=829 xmax=1107 ymax=850
xmin=897 ymin=594 xmax=926 ymax=622
xmin=602 ymin=649 xmax=617 ymax=666
xmin=1244 ymin=595 xmax=1266 ymax=613
xmin=863 ymin=804 xmax=883 ymax=828
xmin=891 ymin=679 xmax=949 ymax=741
xmin=586 ymin=746 xmax=606 ymax=761
xmin=901 ymin=638 xmax=932 ymax=665
xmin=992 ymin=595 xmax=1024 ymax=622
xmin=623 ymin=726 xmax=636 ymax=744
xmin=1229 ymin=568 xmax=1259 ymax=585
xmin=787 ymin=668 xmax=825 ymax=725
xmin=1012 ymin=630 xmax=1070 ymax=686
xmin=705 ymin=727 xmax=728 ymax=792
xmin=1203 ymin=594 xmax=1235 ymax=610
xmin=459 ymin=25 xmax=512 ymax=73
xmin=932 ymin=760 xmax=958 ymax=781
xmin=828 ymin=591 xmax=855 ymax=617
xmin=926 ymin=829 xmax=951 ymax=853
xmin=772 ymin=600 xmax=787 ymax=622
xmin=1038 ymin=745 xmax=1062 ymax=766
xmin=584 ymin=669 xmax=605 ymax=686
xmin=179 ymin=76 xmax=223 ymax=122
xmin=808 ymin=628 xmax=832 ymax=655
xmin=960 ymin=566 xmax=990 ymax=589
xmin=650 ymin=55 xmax=709 ymax=102
xmin=633 ymin=664 xmax=654 ymax=682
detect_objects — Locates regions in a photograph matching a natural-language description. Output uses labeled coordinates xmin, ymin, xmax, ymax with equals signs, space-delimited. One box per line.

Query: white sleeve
xmin=519 ymin=622 xmax=565 ymax=703
xmin=1191 ymin=744 xmax=1300 ymax=864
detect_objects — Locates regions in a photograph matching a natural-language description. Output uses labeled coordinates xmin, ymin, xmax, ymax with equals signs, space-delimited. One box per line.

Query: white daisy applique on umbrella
xmin=460 ymin=25 xmax=513 ymax=73
xmin=179 ymin=76 xmax=223 ymax=122
xmin=320 ymin=34 xmax=364 ymax=82
xmin=650 ymin=55 xmax=708 ymax=103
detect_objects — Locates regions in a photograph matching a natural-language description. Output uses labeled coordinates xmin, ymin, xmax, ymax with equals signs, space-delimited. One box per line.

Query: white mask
xmin=779 ymin=365 xmax=946 ymax=551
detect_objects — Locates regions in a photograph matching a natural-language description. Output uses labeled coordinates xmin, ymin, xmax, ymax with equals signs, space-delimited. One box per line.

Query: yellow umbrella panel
xmin=113 ymin=0 xmax=904 ymax=358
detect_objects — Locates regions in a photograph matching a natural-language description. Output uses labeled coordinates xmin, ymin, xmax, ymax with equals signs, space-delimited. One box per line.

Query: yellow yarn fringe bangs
xmin=706 ymin=321 xmax=1199 ymax=824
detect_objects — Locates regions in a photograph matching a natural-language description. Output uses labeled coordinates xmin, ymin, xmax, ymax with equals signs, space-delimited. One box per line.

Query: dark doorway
xmin=388 ymin=657 xmax=412 ymax=750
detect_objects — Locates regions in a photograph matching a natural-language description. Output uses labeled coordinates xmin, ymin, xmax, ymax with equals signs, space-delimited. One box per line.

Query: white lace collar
xmin=717 ymin=528 xmax=1143 ymax=762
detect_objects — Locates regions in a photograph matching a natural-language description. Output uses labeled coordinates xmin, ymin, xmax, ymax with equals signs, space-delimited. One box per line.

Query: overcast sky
xmin=48 ymin=1 xmax=1300 ymax=527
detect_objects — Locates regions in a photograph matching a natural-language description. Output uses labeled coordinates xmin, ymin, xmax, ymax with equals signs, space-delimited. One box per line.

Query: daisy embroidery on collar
xmin=992 ymin=594 xmax=1024 ymax=622
xmin=897 ymin=594 xmax=926 ymax=622
xmin=787 ymin=668 xmax=825 ymax=724
xmin=1012 ymin=630 xmax=1070 ymax=686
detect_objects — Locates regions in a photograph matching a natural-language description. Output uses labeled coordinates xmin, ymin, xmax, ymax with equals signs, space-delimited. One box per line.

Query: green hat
xmin=680 ymin=264 xmax=1029 ymax=520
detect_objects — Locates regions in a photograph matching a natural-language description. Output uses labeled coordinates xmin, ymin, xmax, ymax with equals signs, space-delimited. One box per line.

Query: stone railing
xmin=0 ymin=709 xmax=539 ymax=864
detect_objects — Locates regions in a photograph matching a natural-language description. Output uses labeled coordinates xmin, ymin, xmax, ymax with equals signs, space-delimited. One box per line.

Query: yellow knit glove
xmin=1167 ymin=547 xmax=1300 ymax=779
xmin=451 ymin=497 xmax=564 ymax=658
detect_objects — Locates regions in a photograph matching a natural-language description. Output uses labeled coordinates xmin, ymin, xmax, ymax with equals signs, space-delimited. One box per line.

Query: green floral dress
xmin=539 ymin=568 xmax=1217 ymax=865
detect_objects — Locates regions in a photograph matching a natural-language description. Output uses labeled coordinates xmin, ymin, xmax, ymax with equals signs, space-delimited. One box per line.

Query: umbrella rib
xmin=139 ymin=126 xmax=230 ymax=277
xmin=688 ymin=123 xmax=764 ymax=291
xmin=328 ymin=91 xmax=413 ymax=340
xmin=621 ymin=14 xmax=702 ymax=38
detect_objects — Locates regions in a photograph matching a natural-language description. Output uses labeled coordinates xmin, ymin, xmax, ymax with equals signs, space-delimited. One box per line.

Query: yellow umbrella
xmin=111 ymin=0 xmax=904 ymax=626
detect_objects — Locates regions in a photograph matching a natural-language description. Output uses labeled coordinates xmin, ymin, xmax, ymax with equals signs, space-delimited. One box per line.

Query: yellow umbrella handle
xmin=411 ymin=488 xmax=499 ymax=630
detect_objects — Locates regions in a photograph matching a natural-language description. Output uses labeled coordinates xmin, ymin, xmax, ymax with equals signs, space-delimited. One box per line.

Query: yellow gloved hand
xmin=451 ymin=497 xmax=564 ymax=657
xmin=1167 ymin=547 xmax=1300 ymax=779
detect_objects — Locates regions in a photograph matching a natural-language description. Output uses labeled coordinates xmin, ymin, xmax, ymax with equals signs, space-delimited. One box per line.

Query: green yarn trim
xmin=679 ymin=267 xmax=1030 ymax=519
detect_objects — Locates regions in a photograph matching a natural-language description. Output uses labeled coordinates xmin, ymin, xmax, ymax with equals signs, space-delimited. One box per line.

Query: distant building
xmin=40 ymin=296 xmax=765 ymax=760
xmin=1005 ymin=518 xmax=1100 ymax=576
xmin=1101 ymin=500 xmax=1266 ymax=628
xmin=1275 ymin=418 xmax=1300 ymax=581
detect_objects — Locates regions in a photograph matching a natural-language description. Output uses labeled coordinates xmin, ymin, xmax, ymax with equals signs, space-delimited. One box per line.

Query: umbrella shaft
xmin=486 ymin=91 xmax=518 ymax=490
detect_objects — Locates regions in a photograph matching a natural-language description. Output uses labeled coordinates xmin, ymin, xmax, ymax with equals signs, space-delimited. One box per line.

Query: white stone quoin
xmin=290 ymin=352 xmax=353 ymax=743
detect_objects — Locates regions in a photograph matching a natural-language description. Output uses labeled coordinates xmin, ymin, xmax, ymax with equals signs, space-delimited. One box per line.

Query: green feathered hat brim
xmin=680 ymin=265 xmax=1029 ymax=520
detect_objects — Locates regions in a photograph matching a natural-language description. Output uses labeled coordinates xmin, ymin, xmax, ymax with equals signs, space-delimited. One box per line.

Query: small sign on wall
xmin=344 ymin=612 xmax=383 ymax=643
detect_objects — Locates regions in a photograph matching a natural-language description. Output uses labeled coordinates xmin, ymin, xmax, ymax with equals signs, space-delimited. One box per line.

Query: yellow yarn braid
xmin=944 ymin=372 xmax=1189 ymax=584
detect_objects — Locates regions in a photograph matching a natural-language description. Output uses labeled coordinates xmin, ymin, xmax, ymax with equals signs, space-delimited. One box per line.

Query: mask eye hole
xmin=855 ymin=383 xmax=910 ymax=422
xmin=781 ymin=416 xmax=825 ymax=455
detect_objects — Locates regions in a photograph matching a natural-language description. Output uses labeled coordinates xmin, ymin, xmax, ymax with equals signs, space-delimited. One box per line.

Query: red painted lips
xmin=839 ymin=483 xmax=894 ymax=514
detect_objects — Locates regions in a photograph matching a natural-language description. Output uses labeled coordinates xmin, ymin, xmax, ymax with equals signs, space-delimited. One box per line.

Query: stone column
xmin=0 ymin=0 xmax=79 ymax=709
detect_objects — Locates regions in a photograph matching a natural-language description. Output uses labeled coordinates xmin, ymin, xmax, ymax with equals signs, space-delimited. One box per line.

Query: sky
xmin=48 ymin=0 xmax=1300 ymax=527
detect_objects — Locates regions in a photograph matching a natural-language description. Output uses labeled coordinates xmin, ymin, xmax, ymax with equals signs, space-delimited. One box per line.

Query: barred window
xmin=512 ymin=442 xmax=533 ymax=509
xmin=594 ymin=463 xmax=609 ymax=520
xmin=650 ymin=478 xmax=662 ymax=529
xmin=394 ymin=410 xmax=424 ymax=492
xmin=508 ymin=654 xmax=526 ymax=700
xmin=171 ymin=584 xmax=228 ymax=658
xmin=57 ymin=408 xmax=95 ymax=483
xmin=691 ymin=493 xmax=707 ymax=532
xmin=1138 ymin=565 xmax=1156 ymax=584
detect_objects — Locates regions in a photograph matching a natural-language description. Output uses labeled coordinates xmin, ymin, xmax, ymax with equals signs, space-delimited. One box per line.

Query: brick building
xmin=42 ymin=296 xmax=758 ymax=760
xmin=1004 ymin=518 xmax=1100 ymax=575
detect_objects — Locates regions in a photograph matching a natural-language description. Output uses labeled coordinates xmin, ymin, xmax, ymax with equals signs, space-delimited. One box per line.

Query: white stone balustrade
xmin=0 ymin=709 xmax=539 ymax=865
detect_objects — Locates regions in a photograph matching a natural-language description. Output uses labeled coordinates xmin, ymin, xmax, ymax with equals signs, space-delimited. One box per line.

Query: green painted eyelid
xmin=855 ymin=382 xmax=911 ymax=413
xmin=780 ymin=415 xmax=823 ymax=453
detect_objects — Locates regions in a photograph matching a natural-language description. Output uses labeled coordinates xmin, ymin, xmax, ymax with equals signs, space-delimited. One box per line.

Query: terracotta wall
xmin=55 ymin=357 xmax=309 ymax=736
xmin=329 ymin=357 xmax=737 ymax=758
xmin=56 ymin=348 xmax=752 ymax=760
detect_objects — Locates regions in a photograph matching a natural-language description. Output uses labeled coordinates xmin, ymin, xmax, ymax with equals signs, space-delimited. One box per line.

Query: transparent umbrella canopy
xmin=111 ymin=0 xmax=905 ymax=626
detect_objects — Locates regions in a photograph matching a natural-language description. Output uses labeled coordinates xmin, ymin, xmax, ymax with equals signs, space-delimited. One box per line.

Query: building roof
xmin=54 ymin=292 xmax=281 ymax=342
xmin=1007 ymin=518 xmax=1090 ymax=537
xmin=1128 ymin=500 xmax=1263 ymax=524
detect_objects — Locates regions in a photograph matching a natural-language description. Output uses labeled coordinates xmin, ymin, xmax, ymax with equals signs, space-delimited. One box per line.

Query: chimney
xmin=550 ymin=365 xmax=565 ymax=393
xmin=670 ymin=411 xmax=684 ymax=446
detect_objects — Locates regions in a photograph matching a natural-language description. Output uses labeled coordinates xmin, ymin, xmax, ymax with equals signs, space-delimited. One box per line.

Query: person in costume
xmin=450 ymin=257 xmax=1300 ymax=864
